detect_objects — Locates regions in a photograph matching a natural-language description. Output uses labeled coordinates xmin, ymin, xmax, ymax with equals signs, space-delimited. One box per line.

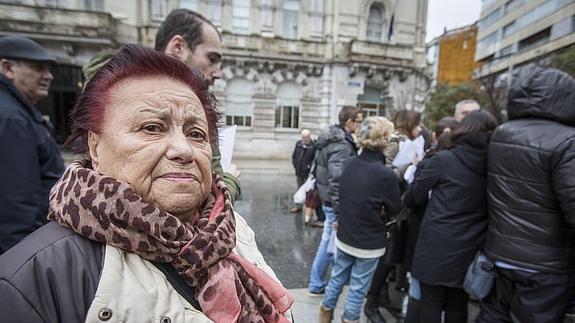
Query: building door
xmin=37 ymin=64 xmax=84 ymax=144
xmin=357 ymin=86 xmax=386 ymax=117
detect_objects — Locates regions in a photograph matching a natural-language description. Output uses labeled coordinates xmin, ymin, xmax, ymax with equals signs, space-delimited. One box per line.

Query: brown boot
xmin=319 ymin=305 xmax=334 ymax=323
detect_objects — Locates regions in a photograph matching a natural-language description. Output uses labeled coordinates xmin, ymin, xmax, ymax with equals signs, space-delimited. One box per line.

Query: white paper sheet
xmin=218 ymin=125 xmax=237 ymax=173
xmin=392 ymin=135 xmax=425 ymax=167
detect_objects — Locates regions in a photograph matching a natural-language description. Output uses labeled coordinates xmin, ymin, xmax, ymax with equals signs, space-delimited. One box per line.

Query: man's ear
xmin=164 ymin=35 xmax=189 ymax=61
xmin=88 ymin=131 xmax=101 ymax=171
xmin=0 ymin=59 xmax=16 ymax=81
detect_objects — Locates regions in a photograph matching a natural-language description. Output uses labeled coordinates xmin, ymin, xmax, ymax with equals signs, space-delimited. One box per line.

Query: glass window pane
xmin=293 ymin=106 xmax=299 ymax=128
xmin=311 ymin=14 xmax=323 ymax=36
xmin=283 ymin=11 xmax=299 ymax=38
xmin=283 ymin=107 xmax=292 ymax=128
xmin=246 ymin=116 xmax=251 ymax=127
xmin=180 ymin=0 xmax=198 ymax=10
xmin=367 ymin=4 xmax=383 ymax=42
xmin=311 ymin=0 xmax=323 ymax=12
xmin=284 ymin=0 xmax=300 ymax=11
xmin=275 ymin=106 xmax=282 ymax=126
xmin=208 ymin=0 xmax=223 ymax=25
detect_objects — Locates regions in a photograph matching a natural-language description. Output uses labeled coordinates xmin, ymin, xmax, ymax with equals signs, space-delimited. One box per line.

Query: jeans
xmin=308 ymin=205 xmax=336 ymax=292
xmin=322 ymin=249 xmax=380 ymax=321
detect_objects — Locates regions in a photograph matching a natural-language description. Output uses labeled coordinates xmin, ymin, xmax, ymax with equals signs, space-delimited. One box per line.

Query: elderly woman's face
xmin=88 ymin=77 xmax=213 ymax=220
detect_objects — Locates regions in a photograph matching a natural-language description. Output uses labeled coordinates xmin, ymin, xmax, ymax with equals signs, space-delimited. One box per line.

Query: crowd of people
xmin=294 ymin=68 xmax=575 ymax=323
xmin=0 ymin=5 xmax=574 ymax=323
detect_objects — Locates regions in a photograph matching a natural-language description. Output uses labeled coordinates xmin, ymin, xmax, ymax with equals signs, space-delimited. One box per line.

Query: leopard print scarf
xmin=48 ymin=161 xmax=293 ymax=323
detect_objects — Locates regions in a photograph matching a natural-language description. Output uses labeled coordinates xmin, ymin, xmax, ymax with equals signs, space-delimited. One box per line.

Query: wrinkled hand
xmin=227 ymin=163 xmax=241 ymax=179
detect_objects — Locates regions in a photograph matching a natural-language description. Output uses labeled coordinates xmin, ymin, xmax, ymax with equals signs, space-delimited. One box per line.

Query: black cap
xmin=0 ymin=36 xmax=56 ymax=64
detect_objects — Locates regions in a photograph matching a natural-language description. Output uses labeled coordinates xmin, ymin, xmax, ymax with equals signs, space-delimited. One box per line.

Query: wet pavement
xmin=233 ymin=159 xmax=321 ymax=289
xmin=232 ymin=159 xmax=486 ymax=323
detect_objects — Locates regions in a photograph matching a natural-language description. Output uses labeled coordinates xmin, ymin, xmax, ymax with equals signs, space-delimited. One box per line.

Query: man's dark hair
xmin=154 ymin=9 xmax=219 ymax=52
xmin=338 ymin=106 xmax=360 ymax=127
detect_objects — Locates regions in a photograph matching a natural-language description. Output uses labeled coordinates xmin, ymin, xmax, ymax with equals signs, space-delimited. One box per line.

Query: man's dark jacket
xmin=404 ymin=133 xmax=490 ymax=288
xmin=0 ymin=74 xmax=64 ymax=254
xmin=485 ymin=67 xmax=575 ymax=274
xmin=291 ymin=139 xmax=316 ymax=178
xmin=314 ymin=125 xmax=357 ymax=217
xmin=337 ymin=148 xmax=403 ymax=250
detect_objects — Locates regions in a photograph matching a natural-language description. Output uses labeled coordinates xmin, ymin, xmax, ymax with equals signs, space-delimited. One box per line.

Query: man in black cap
xmin=0 ymin=36 xmax=64 ymax=254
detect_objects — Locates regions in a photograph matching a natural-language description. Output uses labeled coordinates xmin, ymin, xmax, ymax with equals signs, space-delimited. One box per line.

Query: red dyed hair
xmin=66 ymin=44 xmax=220 ymax=156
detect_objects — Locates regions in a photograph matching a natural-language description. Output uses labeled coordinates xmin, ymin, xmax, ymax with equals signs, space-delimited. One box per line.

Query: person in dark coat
xmin=477 ymin=67 xmax=575 ymax=323
xmin=402 ymin=118 xmax=458 ymax=323
xmin=403 ymin=110 xmax=498 ymax=323
xmin=291 ymin=128 xmax=316 ymax=212
xmin=319 ymin=116 xmax=403 ymax=323
xmin=0 ymin=36 xmax=64 ymax=254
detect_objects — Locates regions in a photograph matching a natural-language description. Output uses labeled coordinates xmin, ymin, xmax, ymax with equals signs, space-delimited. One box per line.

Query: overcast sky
xmin=426 ymin=0 xmax=482 ymax=42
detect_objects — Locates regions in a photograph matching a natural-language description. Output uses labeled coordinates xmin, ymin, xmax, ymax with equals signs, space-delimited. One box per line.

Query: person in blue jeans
xmin=319 ymin=117 xmax=404 ymax=323
xmin=309 ymin=106 xmax=361 ymax=296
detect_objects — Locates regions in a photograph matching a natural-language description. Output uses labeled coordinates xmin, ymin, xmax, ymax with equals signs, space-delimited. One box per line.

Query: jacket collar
xmin=360 ymin=148 xmax=385 ymax=162
xmin=0 ymin=74 xmax=45 ymax=123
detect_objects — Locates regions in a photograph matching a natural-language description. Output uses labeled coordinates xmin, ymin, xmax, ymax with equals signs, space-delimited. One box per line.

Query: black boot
xmin=364 ymin=295 xmax=387 ymax=323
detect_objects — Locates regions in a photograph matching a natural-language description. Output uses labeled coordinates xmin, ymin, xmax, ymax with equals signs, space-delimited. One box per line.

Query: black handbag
xmin=383 ymin=217 xmax=409 ymax=264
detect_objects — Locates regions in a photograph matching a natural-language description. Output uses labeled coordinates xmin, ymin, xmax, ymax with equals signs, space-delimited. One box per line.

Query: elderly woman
xmin=0 ymin=45 xmax=292 ymax=323
xmin=319 ymin=117 xmax=403 ymax=323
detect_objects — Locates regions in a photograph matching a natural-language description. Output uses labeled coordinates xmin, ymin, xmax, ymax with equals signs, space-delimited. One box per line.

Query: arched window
xmin=225 ymin=78 xmax=253 ymax=127
xmin=276 ymin=82 xmax=301 ymax=128
xmin=367 ymin=4 xmax=384 ymax=42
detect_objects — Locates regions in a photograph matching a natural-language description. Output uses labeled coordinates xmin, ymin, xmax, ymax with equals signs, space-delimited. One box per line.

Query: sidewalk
xmin=288 ymin=287 xmax=398 ymax=323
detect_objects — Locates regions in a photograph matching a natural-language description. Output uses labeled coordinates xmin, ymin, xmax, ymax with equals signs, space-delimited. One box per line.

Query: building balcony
xmin=349 ymin=40 xmax=426 ymax=69
xmin=0 ymin=3 xmax=115 ymax=45
xmin=221 ymin=33 xmax=328 ymax=63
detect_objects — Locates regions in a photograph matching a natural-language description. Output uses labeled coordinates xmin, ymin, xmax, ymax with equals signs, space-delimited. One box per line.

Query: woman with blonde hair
xmin=319 ymin=117 xmax=404 ymax=323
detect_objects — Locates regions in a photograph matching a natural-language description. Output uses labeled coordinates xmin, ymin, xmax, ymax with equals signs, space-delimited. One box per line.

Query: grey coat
xmin=314 ymin=125 xmax=357 ymax=218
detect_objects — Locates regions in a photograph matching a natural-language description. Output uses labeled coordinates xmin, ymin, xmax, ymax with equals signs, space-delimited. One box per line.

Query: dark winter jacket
xmin=292 ymin=139 xmax=316 ymax=178
xmin=402 ymin=150 xmax=438 ymax=271
xmin=485 ymin=67 xmax=575 ymax=274
xmin=337 ymin=148 xmax=403 ymax=250
xmin=404 ymin=133 xmax=490 ymax=288
xmin=0 ymin=222 xmax=102 ymax=322
xmin=314 ymin=125 xmax=357 ymax=217
xmin=0 ymin=74 xmax=64 ymax=254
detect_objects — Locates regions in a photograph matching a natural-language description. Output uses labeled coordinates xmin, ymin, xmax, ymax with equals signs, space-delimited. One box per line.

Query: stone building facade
xmin=0 ymin=0 xmax=429 ymax=159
